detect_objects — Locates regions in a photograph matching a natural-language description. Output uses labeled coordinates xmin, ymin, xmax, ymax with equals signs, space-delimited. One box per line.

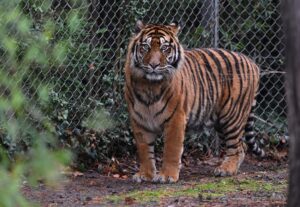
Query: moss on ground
xmin=106 ymin=177 xmax=287 ymax=205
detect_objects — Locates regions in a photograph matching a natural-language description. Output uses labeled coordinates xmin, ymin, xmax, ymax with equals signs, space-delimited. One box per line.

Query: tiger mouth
xmin=145 ymin=73 xmax=164 ymax=81
xmin=143 ymin=67 xmax=165 ymax=81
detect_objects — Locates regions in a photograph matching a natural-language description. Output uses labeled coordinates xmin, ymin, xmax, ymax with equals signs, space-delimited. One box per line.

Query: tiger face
xmin=130 ymin=21 xmax=184 ymax=82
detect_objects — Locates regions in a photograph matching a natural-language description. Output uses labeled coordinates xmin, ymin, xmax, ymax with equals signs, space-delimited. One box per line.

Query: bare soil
xmin=22 ymin=155 xmax=288 ymax=207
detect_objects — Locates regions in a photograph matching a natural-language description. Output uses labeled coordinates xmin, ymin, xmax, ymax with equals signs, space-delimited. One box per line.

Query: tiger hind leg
xmin=214 ymin=119 xmax=246 ymax=176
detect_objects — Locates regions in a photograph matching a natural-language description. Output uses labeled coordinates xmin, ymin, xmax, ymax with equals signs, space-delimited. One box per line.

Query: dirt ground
xmin=22 ymin=155 xmax=288 ymax=207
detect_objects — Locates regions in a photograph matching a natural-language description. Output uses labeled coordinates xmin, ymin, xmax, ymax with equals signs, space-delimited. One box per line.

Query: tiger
xmin=124 ymin=20 xmax=265 ymax=183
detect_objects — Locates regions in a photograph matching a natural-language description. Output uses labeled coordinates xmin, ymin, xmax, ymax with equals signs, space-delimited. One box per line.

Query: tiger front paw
xmin=132 ymin=171 xmax=155 ymax=183
xmin=152 ymin=170 xmax=179 ymax=183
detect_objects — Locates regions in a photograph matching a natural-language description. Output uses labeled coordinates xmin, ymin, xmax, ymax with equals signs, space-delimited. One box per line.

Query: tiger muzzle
xmin=144 ymin=67 xmax=165 ymax=81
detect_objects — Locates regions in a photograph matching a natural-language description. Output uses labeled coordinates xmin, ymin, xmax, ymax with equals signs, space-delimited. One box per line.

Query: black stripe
xmin=245 ymin=136 xmax=255 ymax=143
xmin=226 ymin=152 xmax=240 ymax=157
xmin=160 ymin=101 xmax=180 ymax=128
xmin=189 ymin=52 xmax=205 ymax=124
xmin=221 ymin=108 xmax=248 ymax=138
xmin=238 ymin=54 xmax=247 ymax=80
xmin=226 ymin=51 xmax=244 ymax=105
xmin=223 ymin=100 xmax=246 ymax=128
xmin=204 ymin=49 xmax=232 ymax=110
xmin=219 ymin=76 xmax=251 ymax=124
xmin=223 ymin=134 xmax=239 ymax=141
xmin=220 ymin=106 xmax=245 ymax=134
xmin=227 ymin=140 xmax=242 ymax=149
xmin=245 ymin=125 xmax=253 ymax=131
xmin=131 ymin=40 xmax=137 ymax=53
xmin=229 ymin=51 xmax=242 ymax=77
xmin=172 ymin=44 xmax=181 ymax=68
xmin=199 ymin=51 xmax=215 ymax=114
xmin=147 ymin=31 xmax=166 ymax=36
xmin=133 ymin=90 xmax=149 ymax=106
xmin=160 ymin=85 xmax=172 ymax=101
xmin=131 ymin=83 xmax=168 ymax=106
xmin=243 ymin=55 xmax=252 ymax=80
xmin=132 ymin=118 xmax=157 ymax=134
xmin=139 ymin=30 xmax=146 ymax=43
xmin=218 ymin=98 xmax=234 ymax=120
xmin=155 ymin=92 xmax=174 ymax=117
xmin=134 ymin=110 xmax=144 ymax=120
xmin=184 ymin=55 xmax=197 ymax=124
xmin=184 ymin=85 xmax=188 ymax=111
xmin=197 ymin=50 xmax=219 ymax=103
xmin=144 ymin=27 xmax=172 ymax=37
xmin=147 ymin=85 xmax=169 ymax=105
xmin=203 ymin=49 xmax=225 ymax=87
xmin=247 ymin=116 xmax=254 ymax=122
xmin=180 ymin=75 xmax=184 ymax=93
xmin=214 ymin=49 xmax=233 ymax=85
xmin=223 ymin=124 xmax=244 ymax=139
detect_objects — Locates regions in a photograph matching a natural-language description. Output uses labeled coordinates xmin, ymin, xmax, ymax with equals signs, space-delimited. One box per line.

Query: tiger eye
xmin=140 ymin=44 xmax=150 ymax=52
xmin=161 ymin=45 xmax=169 ymax=51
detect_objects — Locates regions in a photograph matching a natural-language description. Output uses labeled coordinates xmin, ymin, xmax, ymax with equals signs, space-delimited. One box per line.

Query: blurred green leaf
xmin=52 ymin=41 xmax=67 ymax=64
xmin=82 ymin=110 xmax=113 ymax=131
xmin=2 ymin=37 xmax=17 ymax=58
xmin=67 ymin=11 xmax=82 ymax=33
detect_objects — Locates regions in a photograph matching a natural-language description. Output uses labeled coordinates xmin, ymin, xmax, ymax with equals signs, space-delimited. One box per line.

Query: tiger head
xmin=129 ymin=21 xmax=184 ymax=82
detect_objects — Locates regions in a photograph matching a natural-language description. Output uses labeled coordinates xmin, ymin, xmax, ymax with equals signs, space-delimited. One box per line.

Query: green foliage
xmin=219 ymin=0 xmax=283 ymax=65
xmin=0 ymin=0 xmax=92 ymax=206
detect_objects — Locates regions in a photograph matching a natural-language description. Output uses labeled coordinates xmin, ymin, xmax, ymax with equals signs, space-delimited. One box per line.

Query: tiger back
xmin=124 ymin=21 xmax=264 ymax=183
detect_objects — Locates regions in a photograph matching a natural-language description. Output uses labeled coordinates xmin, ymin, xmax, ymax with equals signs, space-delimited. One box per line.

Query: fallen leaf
xmin=121 ymin=175 xmax=128 ymax=179
xmin=89 ymin=181 xmax=96 ymax=185
xmin=113 ymin=174 xmax=120 ymax=178
xmin=125 ymin=197 xmax=135 ymax=205
xmin=73 ymin=171 xmax=84 ymax=177
xmin=47 ymin=203 xmax=58 ymax=207
xmin=87 ymin=196 xmax=102 ymax=204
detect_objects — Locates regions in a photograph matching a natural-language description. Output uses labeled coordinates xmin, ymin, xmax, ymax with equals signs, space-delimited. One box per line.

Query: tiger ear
xmin=135 ymin=20 xmax=145 ymax=34
xmin=169 ymin=22 xmax=181 ymax=35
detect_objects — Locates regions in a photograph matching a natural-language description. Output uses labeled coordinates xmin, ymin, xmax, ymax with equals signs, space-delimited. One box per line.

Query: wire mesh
xmin=14 ymin=0 xmax=287 ymax=147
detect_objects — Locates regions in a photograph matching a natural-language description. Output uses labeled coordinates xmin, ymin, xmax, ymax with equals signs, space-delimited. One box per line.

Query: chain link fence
xmin=219 ymin=1 xmax=286 ymax=139
xmin=3 ymin=0 xmax=287 ymax=158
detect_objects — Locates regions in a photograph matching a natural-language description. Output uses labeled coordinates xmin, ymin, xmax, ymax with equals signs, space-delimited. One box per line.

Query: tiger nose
xmin=149 ymin=63 xmax=160 ymax=69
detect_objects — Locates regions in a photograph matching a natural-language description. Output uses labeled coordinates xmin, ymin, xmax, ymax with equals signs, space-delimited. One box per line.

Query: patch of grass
xmin=105 ymin=177 xmax=287 ymax=205
xmin=237 ymin=179 xmax=286 ymax=192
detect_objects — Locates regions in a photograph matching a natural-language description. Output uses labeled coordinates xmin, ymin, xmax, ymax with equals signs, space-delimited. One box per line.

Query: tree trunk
xmin=283 ymin=1 xmax=300 ymax=206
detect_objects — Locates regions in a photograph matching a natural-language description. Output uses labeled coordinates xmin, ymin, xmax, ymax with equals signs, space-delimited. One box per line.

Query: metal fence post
xmin=214 ymin=0 xmax=219 ymax=48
